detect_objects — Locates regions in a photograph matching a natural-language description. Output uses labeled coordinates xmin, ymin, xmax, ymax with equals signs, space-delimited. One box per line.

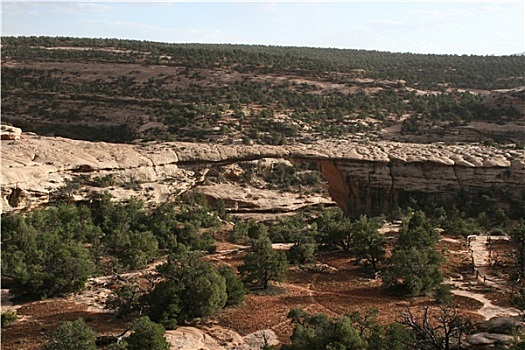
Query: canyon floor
xmin=2 ymin=227 xmax=519 ymax=350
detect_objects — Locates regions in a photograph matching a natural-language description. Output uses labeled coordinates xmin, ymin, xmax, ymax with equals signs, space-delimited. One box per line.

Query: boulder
xmin=300 ymin=263 xmax=338 ymax=274
xmin=476 ymin=316 xmax=524 ymax=334
xmin=164 ymin=326 xmax=278 ymax=350
xmin=1 ymin=125 xmax=22 ymax=140
xmin=239 ymin=329 xmax=279 ymax=350
xmin=166 ymin=327 xmax=226 ymax=350
xmin=466 ymin=332 xmax=513 ymax=346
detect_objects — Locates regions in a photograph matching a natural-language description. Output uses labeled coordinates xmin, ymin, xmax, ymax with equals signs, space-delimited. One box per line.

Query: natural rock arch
xmin=2 ymin=134 xmax=524 ymax=217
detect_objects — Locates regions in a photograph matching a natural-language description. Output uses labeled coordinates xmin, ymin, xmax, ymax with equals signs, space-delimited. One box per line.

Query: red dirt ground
xmin=1 ymin=235 xmax=497 ymax=349
xmin=1 ymin=299 xmax=129 ymax=350
xmin=216 ymin=249 xmax=484 ymax=344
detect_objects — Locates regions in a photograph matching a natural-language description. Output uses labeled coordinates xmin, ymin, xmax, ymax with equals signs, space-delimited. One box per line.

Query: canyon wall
xmin=2 ymin=133 xmax=524 ymax=216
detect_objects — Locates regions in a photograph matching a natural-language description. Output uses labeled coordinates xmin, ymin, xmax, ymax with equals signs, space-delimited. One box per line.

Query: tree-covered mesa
xmin=3 ymin=36 xmax=524 ymax=90
xmin=2 ymin=36 xmax=523 ymax=145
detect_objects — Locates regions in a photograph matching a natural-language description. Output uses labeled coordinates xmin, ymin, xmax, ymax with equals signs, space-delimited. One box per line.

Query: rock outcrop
xmin=197 ymin=183 xmax=333 ymax=213
xmin=476 ymin=316 xmax=525 ymax=334
xmin=165 ymin=326 xmax=279 ymax=350
xmin=466 ymin=332 xmax=514 ymax=347
xmin=2 ymin=133 xmax=524 ymax=215
xmin=466 ymin=316 xmax=525 ymax=349
xmin=1 ymin=125 xmax=22 ymax=141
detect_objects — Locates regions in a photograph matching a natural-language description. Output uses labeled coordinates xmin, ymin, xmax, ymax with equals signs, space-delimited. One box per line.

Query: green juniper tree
xmin=284 ymin=308 xmax=366 ymax=350
xmin=352 ymin=215 xmax=386 ymax=275
xmin=383 ymin=211 xmax=443 ymax=295
xmin=44 ymin=319 xmax=96 ymax=350
xmin=126 ymin=316 xmax=170 ymax=350
xmin=240 ymin=234 xmax=288 ymax=290
xmin=145 ymin=248 xmax=230 ymax=328
xmin=316 ymin=208 xmax=354 ymax=252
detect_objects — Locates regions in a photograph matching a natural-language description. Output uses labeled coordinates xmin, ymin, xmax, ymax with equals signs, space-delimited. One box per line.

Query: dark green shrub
xmin=218 ymin=265 xmax=246 ymax=306
xmin=1 ymin=310 xmax=17 ymax=328
xmin=435 ymin=284 xmax=453 ymax=304
xmin=287 ymin=243 xmax=317 ymax=265
xmin=44 ymin=318 xmax=96 ymax=350
xmin=126 ymin=316 xmax=170 ymax=350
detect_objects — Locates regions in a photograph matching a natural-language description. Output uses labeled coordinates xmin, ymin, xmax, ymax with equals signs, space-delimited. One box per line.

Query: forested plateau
xmin=2 ymin=36 xmax=524 ymax=145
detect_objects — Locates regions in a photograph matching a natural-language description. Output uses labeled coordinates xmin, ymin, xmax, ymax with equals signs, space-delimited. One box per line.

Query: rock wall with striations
xmin=2 ymin=133 xmax=524 ymax=216
xmin=316 ymin=141 xmax=524 ymax=216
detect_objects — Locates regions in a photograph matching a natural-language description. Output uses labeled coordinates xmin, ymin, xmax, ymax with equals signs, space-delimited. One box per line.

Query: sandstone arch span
xmin=2 ymin=134 xmax=524 ymax=216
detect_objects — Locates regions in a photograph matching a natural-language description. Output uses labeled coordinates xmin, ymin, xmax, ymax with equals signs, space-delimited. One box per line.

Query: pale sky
xmin=2 ymin=1 xmax=524 ymax=55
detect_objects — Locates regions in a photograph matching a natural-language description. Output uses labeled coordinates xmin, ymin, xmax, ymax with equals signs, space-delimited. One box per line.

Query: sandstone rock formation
xmin=466 ymin=332 xmax=514 ymax=347
xmin=197 ymin=183 xmax=333 ymax=213
xmin=476 ymin=316 xmax=524 ymax=334
xmin=2 ymin=133 xmax=524 ymax=215
xmin=165 ymin=326 xmax=278 ymax=350
xmin=1 ymin=125 xmax=22 ymax=141
xmin=466 ymin=316 xmax=525 ymax=348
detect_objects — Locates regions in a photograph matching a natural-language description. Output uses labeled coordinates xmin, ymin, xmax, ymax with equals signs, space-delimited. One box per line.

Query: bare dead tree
xmin=110 ymin=263 xmax=129 ymax=283
xmin=140 ymin=270 xmax=161 ymax=292
xmin=96 ymin=328 xmax=131 ymax=346
xmin=399 ymin=305 xmax=472 ymax=350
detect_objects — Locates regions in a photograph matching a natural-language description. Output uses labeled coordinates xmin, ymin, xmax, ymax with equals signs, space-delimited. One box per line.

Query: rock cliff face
xmin=2 ymin=133 xmax=524 ymax=216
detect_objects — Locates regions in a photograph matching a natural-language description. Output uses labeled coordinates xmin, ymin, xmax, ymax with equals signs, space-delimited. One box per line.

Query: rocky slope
xmin=2 ymin=132 xmax=524 ymax=215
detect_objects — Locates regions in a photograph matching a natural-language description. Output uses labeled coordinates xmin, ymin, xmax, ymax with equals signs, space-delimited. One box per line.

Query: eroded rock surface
xmin=2 ymin=133 xmax=524 ymax=214
xmin=466 ymin=332 xmax=514 ymax=347
xmin=165 ymin=326 xmax=278 ymax=350
xmin=476 ymin=316 xmax=525 ymax=334
xmin=197 ymin=183 xmax=333 ymax=213
xmin=1 ymin=125 xmax=22 ymax=140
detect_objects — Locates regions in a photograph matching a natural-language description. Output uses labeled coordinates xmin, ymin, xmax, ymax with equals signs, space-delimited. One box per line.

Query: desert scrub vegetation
xmin=0 ymin=191 xmax=224 ymax=299
xmin=282 ymin=305 xmax=474 ymax=350
xmin=383 ymin=211 xmax=444 ymax=296
xmin=2 ymin=189 xmax=519 ymax=300
xmin=104 ymin=247 xmax=246 ymax=327
xmin=3 ymin=36 xmax=524 ymax=89
xmin=239 ymin=234 xmax=289 ymax=290
xmin=43 ymin=317 xmax=171 ymax=350
xmin=1 ymin=310 xmax=17 ymax=328
xmin=43 ymin=318 xmax=97 ymax=350
xmin=2 ymin=36 xmax=523 ymax=144
xmin=1 ymin=190 xmax=248 ymax=327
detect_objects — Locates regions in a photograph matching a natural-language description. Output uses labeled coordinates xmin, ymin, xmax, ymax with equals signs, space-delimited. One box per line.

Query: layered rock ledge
xmin=2 ymin=133 xmax=524 ymax=214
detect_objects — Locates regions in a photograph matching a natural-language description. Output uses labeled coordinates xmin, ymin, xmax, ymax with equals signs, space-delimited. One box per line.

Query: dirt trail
xmin=469 ymin=235 xmax=510 ymax=287
xmin=448 ymin=235 xmax=519 ymax=320
xmin=270 ymin=273 xmax=338 ymax=333
xmin=451 ymin=288 xmax=520 ymax=319
xmin=283 ymin=274 xmax=339 ymax=316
